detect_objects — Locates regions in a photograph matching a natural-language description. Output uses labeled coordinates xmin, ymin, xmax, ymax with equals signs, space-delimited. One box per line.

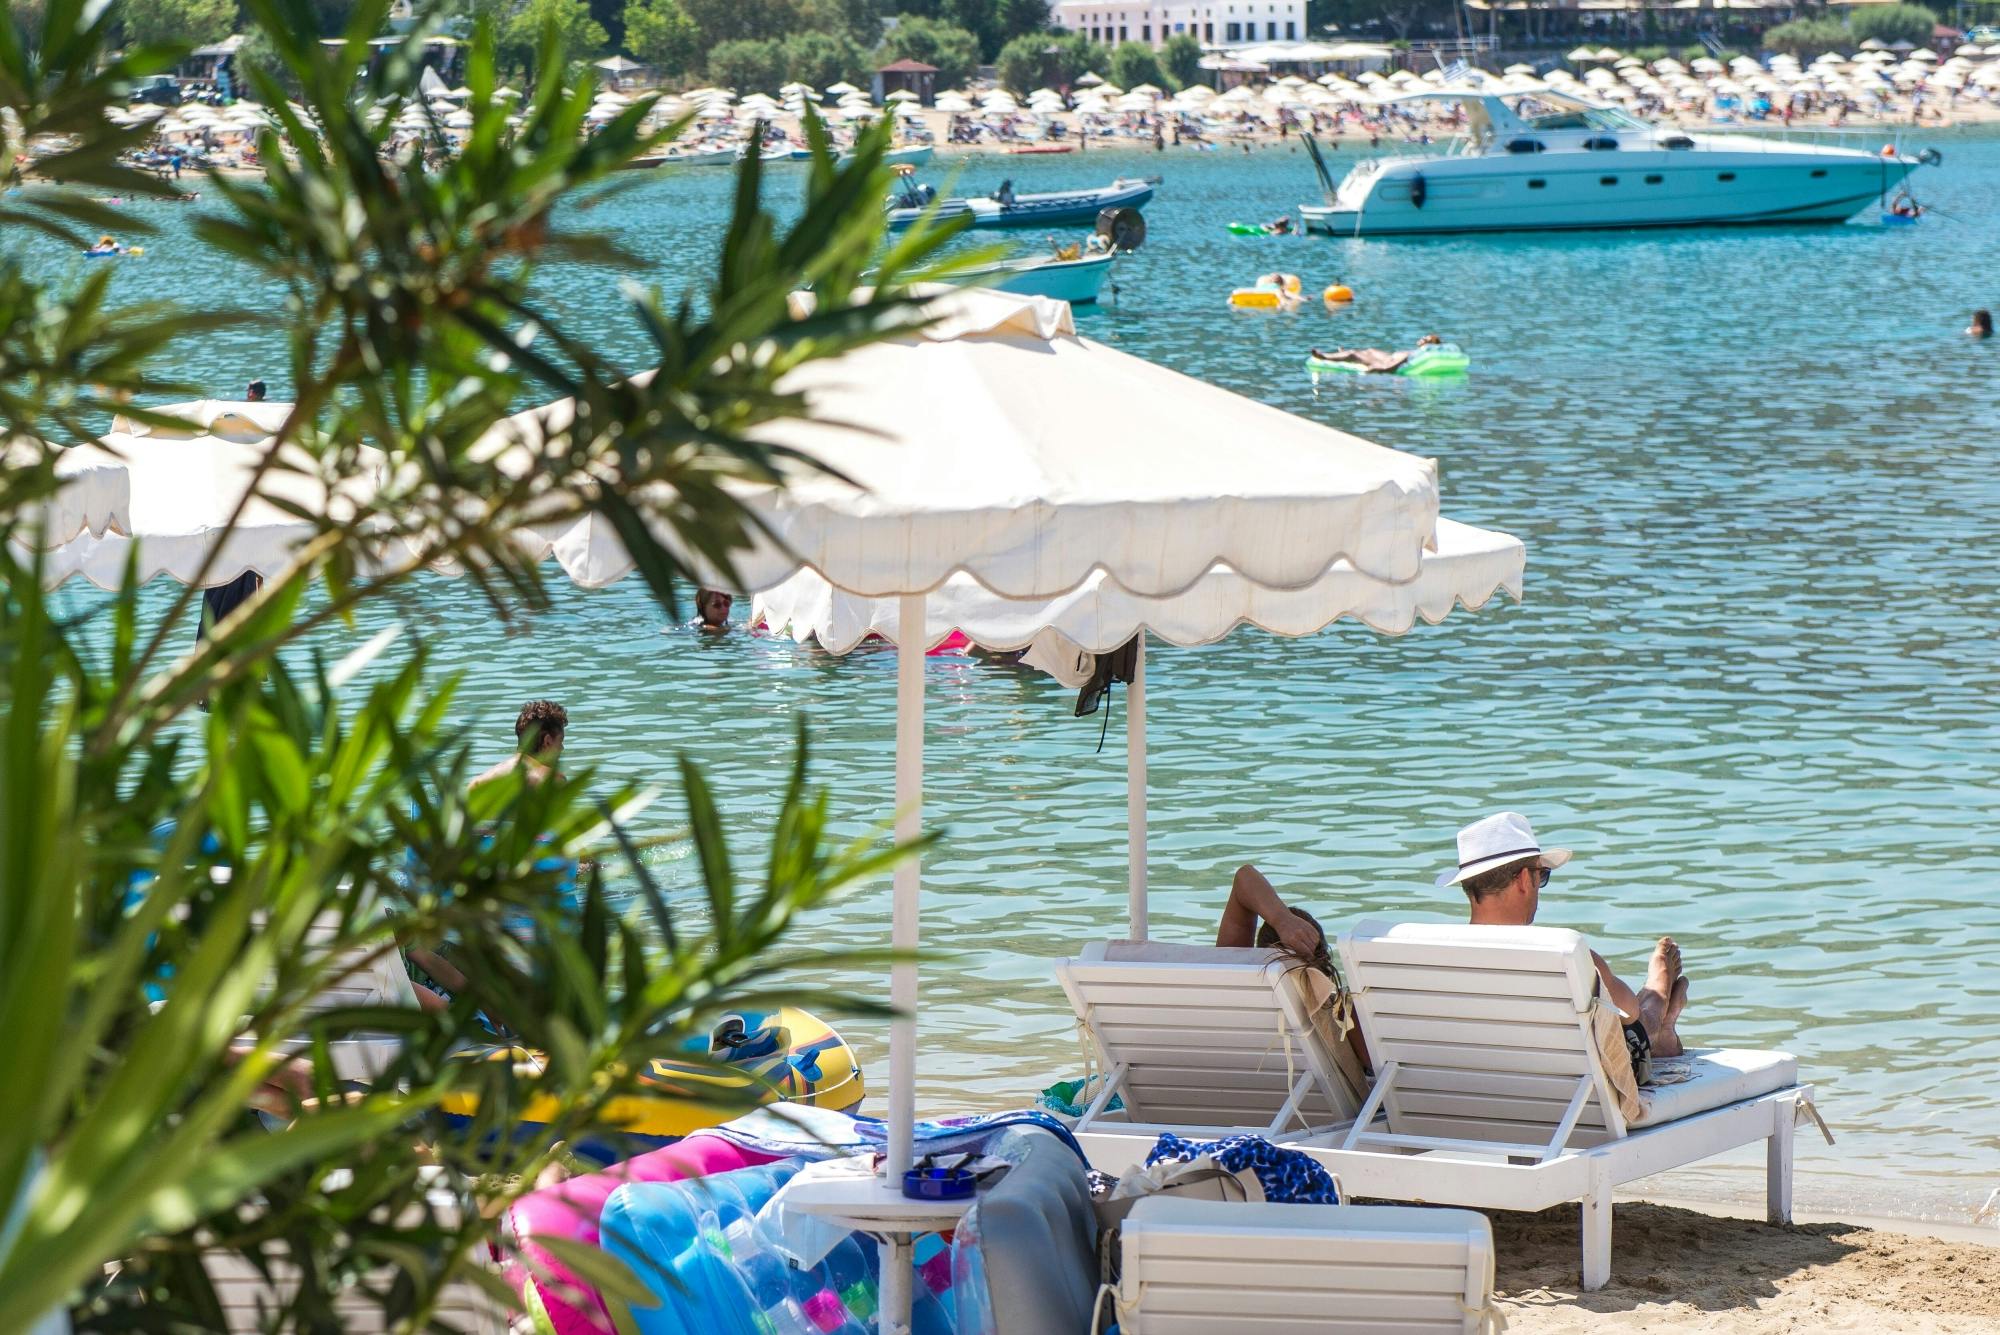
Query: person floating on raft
xmin=1888 ymin=190 xmax=1922 ymax=220
xmin=1308 ymin=333 xmax=1469 ymax=376
xmin=84 ymin=234 xmax=124 ymax=257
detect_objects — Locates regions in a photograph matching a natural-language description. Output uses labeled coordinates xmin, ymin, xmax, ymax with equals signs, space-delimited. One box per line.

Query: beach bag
xmin=1104 ymin=1133 xmax=1340 ymax=1220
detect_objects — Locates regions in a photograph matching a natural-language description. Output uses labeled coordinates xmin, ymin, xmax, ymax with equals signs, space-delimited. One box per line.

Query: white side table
xmin=771 ymin=1159 xmax=983 ymax=1335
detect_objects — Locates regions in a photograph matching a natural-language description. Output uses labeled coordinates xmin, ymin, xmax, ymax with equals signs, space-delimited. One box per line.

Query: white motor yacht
xmin=1299 ymin=86 xmax=1936 ymax=236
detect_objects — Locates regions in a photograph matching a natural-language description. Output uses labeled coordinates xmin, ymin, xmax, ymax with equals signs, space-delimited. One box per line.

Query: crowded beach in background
xmin=58 ymin=34 xmax=2000 ymax=183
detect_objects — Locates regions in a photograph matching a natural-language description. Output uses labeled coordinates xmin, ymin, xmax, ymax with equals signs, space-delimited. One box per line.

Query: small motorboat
xmin=1006 ymin=143 xmax=1075 ymax=155
xmin=885 ymin=173 xmax=1155 ymax=230
xmin=952 ymin=251 xmax=1115 ymax=304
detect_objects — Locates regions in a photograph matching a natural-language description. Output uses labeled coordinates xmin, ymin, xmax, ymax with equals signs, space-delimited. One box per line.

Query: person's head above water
xmin=1970 ymin=310 xmax=1993 ymax=338
xmin=514 ymin=698 xmax=567 ymax=757
xmin=1437 ymin=811 xmax=1571 ymax=926
xmin=245 ymin=379 xmax=267 ymax=401
xmin=694 ymin=589 xmax=733 ymax=628
xmin=1416 ymin=333 xmax=1443 ymax=347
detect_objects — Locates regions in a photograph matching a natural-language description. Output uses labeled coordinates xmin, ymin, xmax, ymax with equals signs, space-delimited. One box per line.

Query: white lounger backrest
xmin=298 ymin=915 xmax=424 ymax=1016
xmin=1337 ymin=919 xmax=1628 ymax=1154
xmin=269 ymin=915 xmax=422 ymax=1082
xmin=1055 ymin=941 xmax=1364 ymax=1132
xmin=1118 ymin=1198 xmax=1497 ymax=1335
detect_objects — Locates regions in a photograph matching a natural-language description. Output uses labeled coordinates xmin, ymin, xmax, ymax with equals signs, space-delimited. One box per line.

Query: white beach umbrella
xmin=780 ymin=82 xmax=817 ymax=99
xmin=1504 ymin=63 xmax=1536 ymax=75
xmin=31 ymin=402 xmax=407 ymax=591
xmin=476 ymin=286 xmax=1435 ymax=1329
xmin=824 ymin=80 xmax=860 ymax=96
xmin=4 ymin=439 xmax=131 ymax=552
xmin=1567 ymin=45 xmax=1600 ymax=62
xmin=757 ymin=516 xmax=1520 ymax=666
xmin=934 ymin=93 xmax=973 ymax=112
xmin=884 ymin=89 xmax=920 ymax=103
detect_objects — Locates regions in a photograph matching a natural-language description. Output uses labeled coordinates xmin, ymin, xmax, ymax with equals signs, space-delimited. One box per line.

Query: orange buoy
xmin=1324 ymin=284 xmax=1354 ymax=303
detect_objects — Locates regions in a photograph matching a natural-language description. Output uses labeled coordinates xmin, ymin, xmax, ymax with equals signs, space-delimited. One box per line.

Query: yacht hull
xmin=1303 ymin=153 xmax=1914 ymax=236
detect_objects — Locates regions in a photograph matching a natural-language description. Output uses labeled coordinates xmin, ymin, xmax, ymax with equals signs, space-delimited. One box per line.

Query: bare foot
xmin=1645 ymin=937 xmax=1681 ymax=1000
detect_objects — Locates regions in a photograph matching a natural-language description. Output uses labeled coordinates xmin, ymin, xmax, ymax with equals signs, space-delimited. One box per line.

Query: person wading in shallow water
xmin=1439 ymin=812 xmax=1690 ymax=1067
xmin=471 ymin=698 xmax=568 ymax=789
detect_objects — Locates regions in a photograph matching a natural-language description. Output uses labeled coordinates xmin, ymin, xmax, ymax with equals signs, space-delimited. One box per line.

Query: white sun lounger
xmin=1304 ymin=919 xmax=1823 ymax=1290
xmin=258 ymin=915 xmax=426 ymax=1083
xmin=1116 ymin=1198 xmax=1500 ymax=1335
xmin=1054 ymin=941 xmax=1367 ymax=1161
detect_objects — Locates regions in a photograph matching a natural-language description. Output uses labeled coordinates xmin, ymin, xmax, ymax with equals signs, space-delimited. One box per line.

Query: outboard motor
xmin=1409 ymin=171 xmax=1428 ymax=210
xmin=1095 ymin=206 xmax=1147 ymax=252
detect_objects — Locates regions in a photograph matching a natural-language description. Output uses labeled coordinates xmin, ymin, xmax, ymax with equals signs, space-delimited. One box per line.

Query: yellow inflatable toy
xmin=1324 ymin=284 xmax=1354 ymax=303
xmin=438 ymin=1005 xmax=864 ymax=1147
xmin=1230 ymin=272 xmax=1304 ymax=311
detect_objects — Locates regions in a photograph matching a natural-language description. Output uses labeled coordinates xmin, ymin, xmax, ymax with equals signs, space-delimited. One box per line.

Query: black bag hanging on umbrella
xmin=1074 ymin=636 xmax=1140 ymax=750
xmin=196 ymin=570 xmax=263 ymax=644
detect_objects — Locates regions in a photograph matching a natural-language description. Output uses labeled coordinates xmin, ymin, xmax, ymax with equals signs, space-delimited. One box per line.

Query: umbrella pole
xmin=1127 ymin=632 xmax=1148 ymax=941
xmin=883 ymin=591 xmax=925 ymax=1335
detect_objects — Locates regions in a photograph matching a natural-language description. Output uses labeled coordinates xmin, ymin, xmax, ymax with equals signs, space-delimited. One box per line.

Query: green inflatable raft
xmin=1307 ymin=343 xmax=1470 ymax=378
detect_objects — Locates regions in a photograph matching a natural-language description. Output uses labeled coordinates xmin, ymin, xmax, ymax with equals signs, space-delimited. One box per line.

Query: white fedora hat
xmin=1435 ymin=811 xmax=1571 ymax=888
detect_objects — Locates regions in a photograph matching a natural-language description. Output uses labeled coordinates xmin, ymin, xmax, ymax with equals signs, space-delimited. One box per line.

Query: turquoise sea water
xmin=42 ymin=129 xmax=2000 ymax=1220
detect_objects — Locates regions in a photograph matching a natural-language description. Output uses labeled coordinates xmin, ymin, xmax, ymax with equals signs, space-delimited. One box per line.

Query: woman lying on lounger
xmin=1219 ymin=864 xmax=1372 ymax=1092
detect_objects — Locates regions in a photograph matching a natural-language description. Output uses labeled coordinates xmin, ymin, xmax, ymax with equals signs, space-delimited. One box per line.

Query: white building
xmin=1051 ymin=0 xmax=1309 ymax=50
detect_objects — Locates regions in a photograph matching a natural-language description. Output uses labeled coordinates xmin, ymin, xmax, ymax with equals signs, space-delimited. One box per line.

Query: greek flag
xmin=1441 ymin=58 xmax=1470 ymax=83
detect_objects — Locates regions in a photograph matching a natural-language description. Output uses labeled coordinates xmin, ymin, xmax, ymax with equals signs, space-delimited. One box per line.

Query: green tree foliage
xmin=1160 ymin=31 xmax=1201 ymax=88
xmin=996 ymin=28 xmax=1104 ymax=93
xmin=1108 ymin=38 xmax=1166 ymax=90
xmin=1760 ymin=16 xmax=1850 ymax=57
xmin=0 ymin=0 xmax=957 ymax=1324
xmin=122 ymin=0 xmax=235 ymax=48
xmin=885 ymin=0 xmax=1045 ymax=58
xmin=708 ymin=36 xmax=787 ymax=89
xmin=1846 ymin=3 xmax=1937 ymax=48
xmin=783 ymin=28 xmax=869 ymax=87
xmin=877 ymin=15 xmax=980 ymax=87
xmin=501 ymin=0 xmax=608 ymax=74
xmin=683 ymin=0 xmax=792 ymax=43
xmin=624 ymin=0 xmax=702 ymax=75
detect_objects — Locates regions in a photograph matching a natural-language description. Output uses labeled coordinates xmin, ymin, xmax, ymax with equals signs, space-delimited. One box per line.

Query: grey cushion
xmin=963 ymin=1128 xmax=1099 ymax=1335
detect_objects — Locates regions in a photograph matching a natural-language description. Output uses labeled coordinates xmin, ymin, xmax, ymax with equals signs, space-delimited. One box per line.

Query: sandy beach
xmin=1494 ymin=1200 xmax=2000 ymax=1332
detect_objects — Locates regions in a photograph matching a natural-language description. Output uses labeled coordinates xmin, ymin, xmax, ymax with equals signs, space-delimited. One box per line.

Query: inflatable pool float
xmin=1308 ymin=343 xmax=1470 ymax=377
xmin=602 ymin=1163 xmax=960 ymax=1335
xmin=1231 ymin=274 xmax=1303 ymax=310
xmin=1226 ymin=221 xmax=1288 ymax=235
xmin=505 ymin=1133 xmax=783 ymax=1335
xmin=440 ymin=1006 xmax=864 ymax=1148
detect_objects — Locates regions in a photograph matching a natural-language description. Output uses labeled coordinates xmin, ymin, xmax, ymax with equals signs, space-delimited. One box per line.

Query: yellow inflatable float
xmin=1230 ymin=272 xmax=1304 ymax=310
xmin=439 ymin=1006 xmax=864 ymax=1147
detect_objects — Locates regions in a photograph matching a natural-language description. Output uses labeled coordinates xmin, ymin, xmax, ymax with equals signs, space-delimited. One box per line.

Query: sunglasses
xmin=1533 ymin=866 xmax=1553 ymax=890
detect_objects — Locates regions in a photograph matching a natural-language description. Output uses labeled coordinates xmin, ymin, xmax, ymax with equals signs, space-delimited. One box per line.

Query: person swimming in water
xmin=1969 ymin=309 xmax=1993 ymax=339
xmin=693 ymin=589 xmax=734 ymax=633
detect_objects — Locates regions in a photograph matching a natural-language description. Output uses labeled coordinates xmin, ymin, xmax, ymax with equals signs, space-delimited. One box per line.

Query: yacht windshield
xmin=1516 ymin=94 xmax=1648 ymax=133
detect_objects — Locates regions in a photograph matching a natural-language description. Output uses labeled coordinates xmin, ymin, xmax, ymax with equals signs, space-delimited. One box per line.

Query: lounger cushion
xmin=1632 ymin=1048 xmax=1798 ymax=1127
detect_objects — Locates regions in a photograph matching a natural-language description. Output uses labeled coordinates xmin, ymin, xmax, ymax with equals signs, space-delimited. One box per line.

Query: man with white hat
xmin=1438 ymin=812 xmax=1688 ymax=1059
